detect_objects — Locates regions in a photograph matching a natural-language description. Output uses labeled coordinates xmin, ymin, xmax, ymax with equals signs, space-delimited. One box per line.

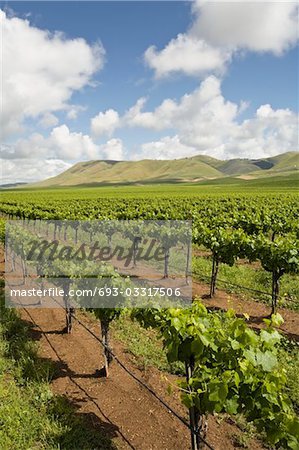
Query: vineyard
xmin=0 ymin=188 xmax=298 ymax=450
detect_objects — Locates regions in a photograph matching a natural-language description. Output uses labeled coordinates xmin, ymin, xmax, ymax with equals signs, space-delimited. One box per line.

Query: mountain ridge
xmin=30 ymin=151 xmax=298 ymax=187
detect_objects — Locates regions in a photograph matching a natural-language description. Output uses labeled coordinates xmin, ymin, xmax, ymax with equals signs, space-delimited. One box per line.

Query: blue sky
xmin=1 ymin=1 xmax=298 ymax=182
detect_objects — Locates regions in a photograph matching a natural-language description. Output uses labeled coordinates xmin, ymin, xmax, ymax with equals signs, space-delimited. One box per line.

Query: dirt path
xmin=21 ymin=307 xmax=188 ymax=450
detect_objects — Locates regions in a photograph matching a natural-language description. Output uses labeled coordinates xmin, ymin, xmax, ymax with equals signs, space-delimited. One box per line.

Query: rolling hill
xmin=30 ymin=151 xmax=298 ymax=188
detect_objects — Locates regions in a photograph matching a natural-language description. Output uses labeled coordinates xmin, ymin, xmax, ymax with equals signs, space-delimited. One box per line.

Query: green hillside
xmin=248 ymin=152 xmax=299 ymax=177
xmin=30 ymin=151 xmax=298 ymax=188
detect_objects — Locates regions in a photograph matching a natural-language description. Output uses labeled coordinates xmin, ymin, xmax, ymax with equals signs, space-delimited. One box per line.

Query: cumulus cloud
xmin=1 ymin=125 xmax=124 ymax=170
xmin=0 ymin=159 xmax=72 ymax=184
xmin=135 ymin=110 xmax=298 ymax=161
xmin=136 ymin=136 xmax=197 ymax=160
xmin=50 ymin=125 xmax=100 ymax=160
xmin=98 ymin=138 xmax=124 ymax=160
xmin=1 ymin=9 xmax=105 ymax=138
xmin=91 ymin=109 xmax=120 ymax=137
xmin=91 ymin=76 xmax=297 ymax=160
xmin=192 ymin=1 xmax=298 ymax=55
xmin=144 ymin=34 xmax=230 ymax=78
xmin=124 ymin=97 xmax=175 ymax=130
xmin=2 ymin=133 xmax=50 ymax=160
xmin=144 ymin=1 xmax=298 ymax=78
xmin=228 ymin=104 xmax=298 ymax=159
xmin=125 ymin=76 xmax=240 ymax=137
xmin=1 ymin=125 xmax=100 ymax=160
xmin=66 ymin=105 xmax=87 ymax=120
xmin=123 ymin=77 xmax=298 ymax=160
xmin=39 ymin=112 xmax=59 ymax=128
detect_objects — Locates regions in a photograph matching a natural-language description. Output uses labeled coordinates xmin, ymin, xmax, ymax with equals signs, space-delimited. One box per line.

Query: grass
xmin=0 ymin=280 xmax=116 ymax=450
xmin=192 ymin=254 xmax=299 ymax=311
xmin=111 ymin=313 xmax=184 ymax=374
xmin=3 ymin=172 xmax=299 ymax=195
xmin=227 ymin=414 xmax=261 ymax=449
xmin=278 ymin=338 xmax=299 ymax=413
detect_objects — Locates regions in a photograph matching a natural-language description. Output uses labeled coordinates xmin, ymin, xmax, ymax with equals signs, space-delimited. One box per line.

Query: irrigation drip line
xmin=9 ymin=250 xmax=295 ymax=305
xmin=193 ymin=270 xmax=295 ymax=302
xmin=6 ymin=234 xmax=294 ymax=305
xmin=3 ymin=247 xmax=284 ymax=304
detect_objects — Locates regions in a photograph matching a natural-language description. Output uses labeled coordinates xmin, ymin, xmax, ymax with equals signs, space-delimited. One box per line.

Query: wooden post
xmin=212 ymin=259 xmax=219 ymax=296
xmin=210 ymin=255 xmax=216 ymax=298
xmin=101 ymin=320 xmax=112 ymax=377
xmin=63 ymin=279 xmax=73 ymax=333
xmin=185 ymin=241 xmax=191 ymax=285
xmin=64 ymin=224 xmax=68 ymax=241
xmin=271 ymin=270 xmax=281 ymax=315
xmin=133 ymin=237 xmax=141 ymax=267
xmin=185 ymin=356 xmax=201 ymax=450
xmin=164 ymin=247 xmax=170 ymax=278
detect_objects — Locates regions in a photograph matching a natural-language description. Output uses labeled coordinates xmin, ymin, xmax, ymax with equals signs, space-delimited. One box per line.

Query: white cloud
xmin=39 ymin=112 xmax=59 ymax=128
xmin=1 ymin=125 xmax=100 ymax=160
xmin=125 ymin=76 xmax=240 ymax=139
xmin=122 ymin=77 xmax=298 ymax=160
xmin=144 ymin=1 xmax=298 ymax=78
xmin=229 ymin=104 xmax=298 ymax=159
xmin=1 ymin=10 xmax=105 ymax=138
xmin=124 ymin=96 xmax=174 ymax=130
xmin=99 ymin=138 xmax=124 ymax=160
xmin=136 ymin=136 xmax=197 ymax=160
xmin=91 ymin=109 xmax=120 ymax=137
xmin=192 ymin=1 xmax=298 ymax=55
xmin=1 ymin=136 xmax=124 ymax=183
xmin=1 ymin=125 xmax=124 ymax=169
xmin=144 ymin=34 xmax=230 ymax=78
xmin=66 ymin=105 xmax=87 ymax=120
xmin=89 ymin=76 xmax=296 ymax=161
xmin=3 ymin=133 xmax=50 ymax=159
xmin=1 ymin=132 xmax=124 ymax=183
xmin=50 ymin=125 xmax=100 ymax=159
xmin=0 ymin=159 xmax=72 ymax=184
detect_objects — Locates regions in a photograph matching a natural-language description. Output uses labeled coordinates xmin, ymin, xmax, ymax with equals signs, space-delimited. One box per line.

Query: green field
xmin=2 ymin=171 xmax=298 ymax=198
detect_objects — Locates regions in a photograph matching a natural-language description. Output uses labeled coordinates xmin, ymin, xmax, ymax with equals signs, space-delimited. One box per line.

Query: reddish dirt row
xmin=192 ymin=282 xmax=299 ymax=340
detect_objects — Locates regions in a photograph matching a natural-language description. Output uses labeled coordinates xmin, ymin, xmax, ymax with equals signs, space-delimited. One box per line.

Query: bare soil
xmin=192 ymin=282 xmax=299 ymax=341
